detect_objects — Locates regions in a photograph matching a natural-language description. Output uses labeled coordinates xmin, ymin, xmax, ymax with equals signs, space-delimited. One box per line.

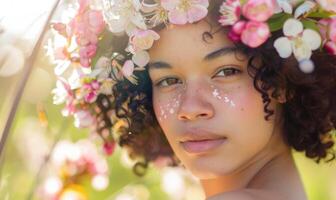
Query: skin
xmin=147 ymin=19 xmax=307 ymax=200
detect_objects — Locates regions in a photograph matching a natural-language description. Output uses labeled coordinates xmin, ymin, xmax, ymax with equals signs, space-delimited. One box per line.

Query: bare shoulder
xmin=206 ymin=189 xmax=288 ymax=200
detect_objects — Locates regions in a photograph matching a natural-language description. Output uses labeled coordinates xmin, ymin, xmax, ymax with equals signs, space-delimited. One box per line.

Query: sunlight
xmin=0 ymin=0 xmax=55 ymax=39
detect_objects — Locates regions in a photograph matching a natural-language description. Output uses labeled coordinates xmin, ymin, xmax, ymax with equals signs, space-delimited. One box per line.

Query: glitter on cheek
xmin=211 ymin=85 xmax=236 ymax=107
xmin=156 ymin=93 xmax=182 ymax=122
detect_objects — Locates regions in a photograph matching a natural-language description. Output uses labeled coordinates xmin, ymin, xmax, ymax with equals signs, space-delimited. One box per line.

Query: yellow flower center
xmin=178 ymin=0 xmax=192 ymax=11
xmin=250 ymin=3 xmax=268 ymax=15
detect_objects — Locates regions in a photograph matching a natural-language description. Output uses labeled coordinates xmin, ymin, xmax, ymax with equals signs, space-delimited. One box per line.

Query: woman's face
xmin=148 ymin=20 xmax=281 ymax=179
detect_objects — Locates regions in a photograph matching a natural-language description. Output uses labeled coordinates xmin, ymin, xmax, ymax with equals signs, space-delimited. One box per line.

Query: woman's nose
xmin=177 ymin=87 xmax=214 ymax=121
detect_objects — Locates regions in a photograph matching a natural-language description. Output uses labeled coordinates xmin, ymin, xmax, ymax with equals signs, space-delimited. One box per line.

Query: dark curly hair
xmin=95 ymin=1 xmax=336 ymax=176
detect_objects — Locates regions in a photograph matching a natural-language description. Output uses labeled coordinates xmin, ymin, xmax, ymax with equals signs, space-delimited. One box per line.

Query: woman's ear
xmin=277 ymin=89 xmax=287 ymax=104
xmin=276 ymin=88 xmax=294 ymax=104
xmin=269 ymin=88 xmax=287 ymax=104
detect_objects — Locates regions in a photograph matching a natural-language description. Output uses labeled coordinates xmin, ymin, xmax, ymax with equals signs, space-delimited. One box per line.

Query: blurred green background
xmin=0 ymin=0 xmax=336 ymax=199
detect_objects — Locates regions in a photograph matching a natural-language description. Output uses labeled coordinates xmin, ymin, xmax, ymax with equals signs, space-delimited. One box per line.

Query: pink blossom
xmin=328 ymin=19 xmax=336 ymax=42
xmin=232 ymin=20 xmax=247 ymax=35
xmin=218 ymin=0 xmax=241 ymax=26
xmin=316 ymin=0 xmax=336 ymax=13
xmin=121 ymin=60 xmax=135 ymax=77
xmin=242 ymin=0 xmax=276 ymax=22
xmin=82 ymin=80 xmax=100 ymax=103
xmin=54 ymin=47 xmax=68 ymax=60
xmin=69 ymin=1 xmax=105 ymax=46
xmin=241 ymin=21 xmax=270 ymax=48
xmin=318 ymin=17 xmax=336 ymax=55
xmin=52 ymin=22 xmax=70 ymax=38
xmin=325 ymin=41 xmax=336 ymax=54
xmin=161 ymin=0 xmax=209 ymax=24
xmin=52 ymin=78 xmax=76 ymax=117
xmin=62 ymin=100 xmax=76 ymax=117
xmin=129 ymin=29 xmax=160 ymax=52
xmin=78 ymin=0 xmax=90 ymax=14
xmin=74 ymin=110 xmax=95 ymax=128
xmin=228 ymin=20 xmax=247 ymax=42
xmin=103 ymin=141 xmax=116 ymax=155
xmin=318 ymin=18 xmax=336 ymax=42
xmin=79 ymin=44 xmax=97 ymax=67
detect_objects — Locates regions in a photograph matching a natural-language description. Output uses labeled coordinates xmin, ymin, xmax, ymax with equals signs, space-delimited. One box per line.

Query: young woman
xmin=51 ymin=0 xmax=336 ymax=199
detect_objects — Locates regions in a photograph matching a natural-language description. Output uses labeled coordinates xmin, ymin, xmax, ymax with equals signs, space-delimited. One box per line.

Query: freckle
xmin=241 ymin=108 xmax=244 ymax=111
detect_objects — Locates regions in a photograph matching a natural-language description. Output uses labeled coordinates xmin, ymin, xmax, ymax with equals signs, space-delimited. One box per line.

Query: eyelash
xmin=154 ymin=67 xmax=241 ymax=88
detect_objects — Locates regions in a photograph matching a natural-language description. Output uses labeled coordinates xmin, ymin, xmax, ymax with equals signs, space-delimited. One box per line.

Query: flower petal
xmin=241 ymin=21 xmax=270 ymax=48
xmin=302 ymin=29 xmax=322 ymax=50
xmin=291 ymin=37 xmax=312 ymax=61
xmin=316 ymin=0 xmax=336 ymax=13
xmin=187 ymin=5 xmax=208 ymax=23
xmin=329 ymin=18 xmax=336 ymax=42
xmin=298 ymin=59 xmax=315 ymax=73
xmin=277 ymin=0 xmax=293 ymax=14
xmin=324 ymin=41 xmax=336 ymax=55
xmin=192 ymin=0 xmax=210 ymax=7
xmin=242 ymin=0 xmax=276 ymax=22
xmin=294 ymin=0 xmax=316 ymax=18
xmin=274 ymin=37 xmax=292 ymax=58
xmin=121 ymin=60 xmax=135 ymax=77
xmin=105 ymin=17 xmax=127 ymax=33
xmin=232 ymin=20 xmax=247 ymax=35
xmin=283 ymin=18 xmax=303 ymax=37
xmin=161 ymin=0 xmax=180 ymax=10
xmin=130 ymin=12 xmax=147 ymax=30
xmin=54 ymin=61 xmax=71 ymax=76
xmin=132 ymin=51 xmax=150 ymax=67
xmin=168 ymin=9 xmax=188 ymax=25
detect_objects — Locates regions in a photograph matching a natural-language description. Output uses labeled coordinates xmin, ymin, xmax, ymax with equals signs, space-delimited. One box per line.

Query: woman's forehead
xmin=148 ymin=19 xmax=234 ymax=63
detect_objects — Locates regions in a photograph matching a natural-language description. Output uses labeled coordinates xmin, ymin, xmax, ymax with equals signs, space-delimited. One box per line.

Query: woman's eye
xmin=214 ymin=67 xmax=241 ymax=78
xmin=154 ymin=67 xmax=241 ymax=88
xmin=155 ymin=77 xmax=181 ymax=88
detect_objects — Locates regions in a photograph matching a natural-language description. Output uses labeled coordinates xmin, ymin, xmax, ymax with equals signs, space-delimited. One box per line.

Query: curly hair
xmin=95 ymin=1 xmax=336 ymax=176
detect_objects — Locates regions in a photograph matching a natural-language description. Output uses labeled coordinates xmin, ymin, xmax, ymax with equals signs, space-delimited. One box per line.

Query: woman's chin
xmin=181 ymin=158 xmax=237 ymax=179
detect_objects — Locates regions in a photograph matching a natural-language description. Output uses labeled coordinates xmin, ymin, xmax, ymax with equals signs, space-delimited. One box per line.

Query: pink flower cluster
xmin=319 ymin=17 xmax=336 ymax=55
xmin=51 ymin=0 xmax=107 ymax=130
xmin=54 ymin=0 xmax=105 ymax=67
xmin=161 ymin=0 xmax=209 ymax=25
xmin=80 ymin=79 xmax=100 ymax=103
xmin=219 ymin=0 xmax=277 ymax=48
xmin=39 ymin=140 xmax=110 ymax=199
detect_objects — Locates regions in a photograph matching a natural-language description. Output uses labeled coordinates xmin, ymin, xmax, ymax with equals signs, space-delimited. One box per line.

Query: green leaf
xmin=302 ymin=19 xmax=320 ymax=32
xmin=267 ymin=13 xmax=292 ymax=32
xmin=240 ymin=0 xmax=247 ymax=5
xmin=307 ymin=8 xmax=336 ymax=18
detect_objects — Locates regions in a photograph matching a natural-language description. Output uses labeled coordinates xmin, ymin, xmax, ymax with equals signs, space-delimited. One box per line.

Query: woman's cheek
xmin=225 ymin=83 xmax=275 ymax=145
xmin=153 ymin=91 xmax=182 ymax=125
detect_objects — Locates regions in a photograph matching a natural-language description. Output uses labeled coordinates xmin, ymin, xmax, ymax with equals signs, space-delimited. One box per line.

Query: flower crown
xmin=48 ymin=0 xmax=336 ymax=155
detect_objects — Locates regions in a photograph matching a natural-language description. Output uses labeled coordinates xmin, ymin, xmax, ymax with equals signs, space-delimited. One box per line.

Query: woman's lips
xmin=180 ymin=138 xmax=227 ymax=154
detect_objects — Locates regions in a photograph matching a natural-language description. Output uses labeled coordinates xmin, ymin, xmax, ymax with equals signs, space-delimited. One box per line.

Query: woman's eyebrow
xmin=204 ymin=46 xmax=240 ymax=61
xmin=147 ymin=46 xmax=240 ymax=70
